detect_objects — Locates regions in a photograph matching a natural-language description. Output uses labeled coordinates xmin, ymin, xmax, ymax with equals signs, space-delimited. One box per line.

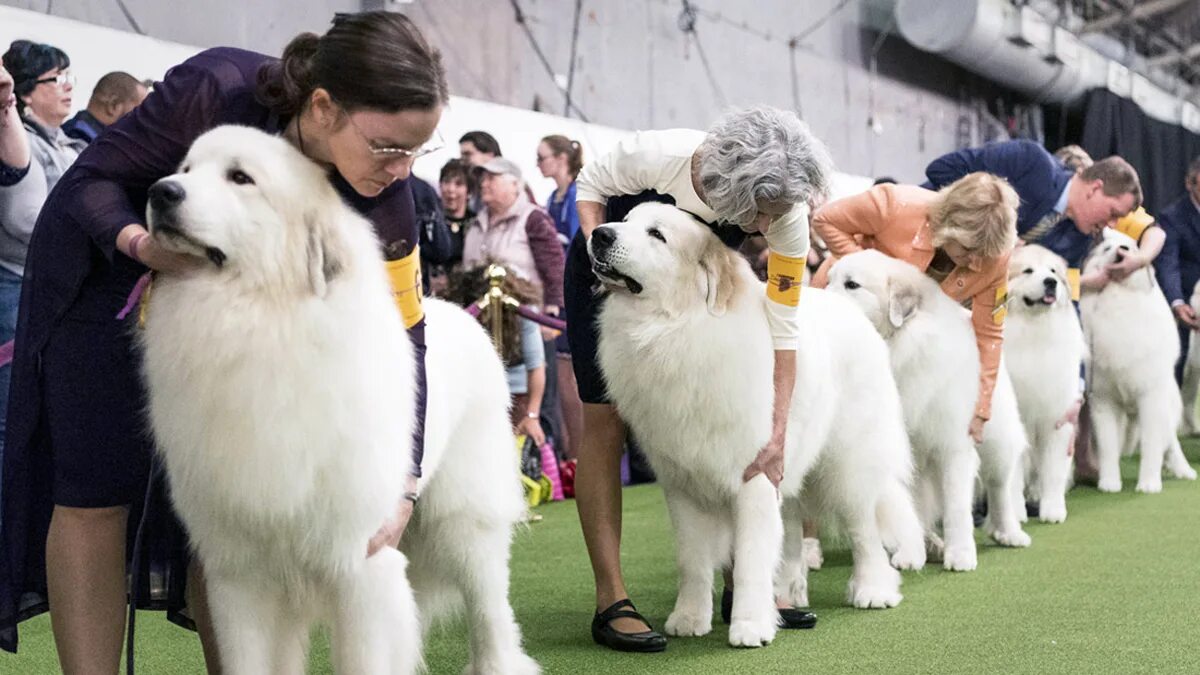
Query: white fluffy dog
xmin=1180 ymin=280 xmax=1200 ymax=435
xmin=591 ymin=203 xmax=925 ymax=648
xmin=828 ymin=251 xmax=1030 ymax=572
xmin=1003 ymin=245 xmax=1085 ymax=523
xmin=140 ymin=126 xmax=535 ymax=674
xmin=1080 ymin=231 xmax=1197 ymax=493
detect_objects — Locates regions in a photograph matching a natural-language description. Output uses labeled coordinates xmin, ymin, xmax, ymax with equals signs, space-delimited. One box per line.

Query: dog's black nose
xmin=148 ymin=180 xmax=186 ymax=211
xmin=591 ymin=226 xmax=616 ymax=251
xmin=1044 ymin=277 xmax=1057 ymax=290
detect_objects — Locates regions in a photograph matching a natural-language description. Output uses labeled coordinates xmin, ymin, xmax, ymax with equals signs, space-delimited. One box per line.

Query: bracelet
xmin=403 ymin=491 xmax=419 ymax=503
xmin=129 ymin=232 xmax=149 ymax=264
xmin=526 ymin=411 xmax=539 ymax=419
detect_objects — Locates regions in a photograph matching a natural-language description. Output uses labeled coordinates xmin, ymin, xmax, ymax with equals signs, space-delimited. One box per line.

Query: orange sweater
xmin=811 ymin=184 xmax=1010 ymax=420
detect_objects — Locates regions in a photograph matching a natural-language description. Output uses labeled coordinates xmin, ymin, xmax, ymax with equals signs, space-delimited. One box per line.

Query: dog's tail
xmin=876 ymin=476 xmax=926 ymax=571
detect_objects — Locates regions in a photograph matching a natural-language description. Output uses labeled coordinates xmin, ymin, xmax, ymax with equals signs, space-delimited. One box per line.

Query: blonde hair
xmin=929 ymin=172 xmax=1019 ymax=259
xmin=1054 ymin=145 xmax=1093 ymax=172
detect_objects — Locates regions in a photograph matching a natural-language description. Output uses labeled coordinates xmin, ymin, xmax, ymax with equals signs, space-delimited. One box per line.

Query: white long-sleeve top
xmin=576 ymin=129 xmax=809 ymax=350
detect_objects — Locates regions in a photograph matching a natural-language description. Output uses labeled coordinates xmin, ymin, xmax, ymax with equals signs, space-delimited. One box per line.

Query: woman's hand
xmin=367 ymin=475 xmax=418 ymax=557
xmin=517 ymin=414 xmax=546 ymax=447
xmin=743 ymin=439 xmax=785 ymax=487
xmin=138 ymin=235 xmax=206 ymax=274
xmin=1104 ymin=252 xmax=1145 ymax=281
xmin=0 ymin=65 xmax=14 ymax=114
xmin=968 ymin=415 xmax=986 ymax=444
xmin=1079 ymin=267 xmax=1111 ymax=292
xmin=1056 ymin=398 xmax=1083 ymax=430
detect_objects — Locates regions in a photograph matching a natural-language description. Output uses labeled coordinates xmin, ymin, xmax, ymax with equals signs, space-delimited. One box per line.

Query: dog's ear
xmin=887 ymin=278 xmax=920 ymax=329
xmin=700 ymin=237 xmax=738 ymax=316
xmin=305 ymin=209 xmax=346 ymax=298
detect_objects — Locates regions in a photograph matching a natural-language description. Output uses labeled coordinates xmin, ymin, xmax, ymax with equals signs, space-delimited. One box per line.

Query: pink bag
xmin=539 ymin=442 xmax=564 ymax=501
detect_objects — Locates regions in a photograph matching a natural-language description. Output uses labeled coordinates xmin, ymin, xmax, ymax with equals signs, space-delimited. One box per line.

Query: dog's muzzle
xmin=588 ymin=227 xmax=643 ymax=294
xmin=145 ymin=179 xmax=228 ymax=269
xmin=1024 ymin=276 xmax=1059 ymax=306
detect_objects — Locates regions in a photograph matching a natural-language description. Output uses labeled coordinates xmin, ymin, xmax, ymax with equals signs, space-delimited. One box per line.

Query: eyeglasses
xmin=344 ymin=112 xmax=444 ymax=161
xmin=34 ymin=71 xmax=75 ymax=88
xmin=535 ymin=154 xmax=552 ymax=164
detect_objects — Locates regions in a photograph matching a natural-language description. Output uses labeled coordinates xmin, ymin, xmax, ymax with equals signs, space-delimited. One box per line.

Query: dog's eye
xmin=227 ymin=169 xmax=255 ymax=186
xmin=843 ymin=280 xmax=860 ymax=290
xmin=1023 ymin=268 xmax=1033 ymax=275
xmin=647 ymin=227 xmax=666 ymax=243
xmin=1118 ymin=245 xmax=1130 ymax=252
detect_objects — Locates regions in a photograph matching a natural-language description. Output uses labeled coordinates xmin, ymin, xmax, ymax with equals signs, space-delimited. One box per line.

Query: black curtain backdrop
xmin=1078 ymin=88 xmax=1200 ymax=214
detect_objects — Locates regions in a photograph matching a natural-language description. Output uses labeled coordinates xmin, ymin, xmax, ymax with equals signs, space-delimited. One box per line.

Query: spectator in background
xmin=459 ymin=129 xmax=500 ymax=167
xmin=61 ymin=71 xmax=149 ymax=144
xmin=1154 ymin=155 xmax=1200 ymax=382
xmin=538 ymin=134 xmax=583 ymax=247
xmin=1054 ymin=144 xmax=1092 ymax=172
xmin=1 ymin=42 xmax=86 ymax=469
xmin=462 ymin=157 xmax=564 ymax=315
xmin=430 ymin=158 xmax=475 ymax=294
xmin=536 ymin=134 xmax=585 ymax=460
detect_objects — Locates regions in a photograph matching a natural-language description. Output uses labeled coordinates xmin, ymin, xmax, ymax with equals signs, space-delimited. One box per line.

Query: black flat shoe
xmin=591 ymin=599 xmax=667 ymax=653
xmin=721 ymin=588 xmax=817 ymax=630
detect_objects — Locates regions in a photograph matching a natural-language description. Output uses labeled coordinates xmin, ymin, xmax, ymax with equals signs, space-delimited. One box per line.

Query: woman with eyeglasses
xmin=0 ymin=12 xmax=446 ymax=672
xmin=1 ymin=42 xmax=87 ymax=490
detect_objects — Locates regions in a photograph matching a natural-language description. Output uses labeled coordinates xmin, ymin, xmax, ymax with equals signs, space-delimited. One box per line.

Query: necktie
xmin=1020 ymin=210 xmax=1064 ymax=244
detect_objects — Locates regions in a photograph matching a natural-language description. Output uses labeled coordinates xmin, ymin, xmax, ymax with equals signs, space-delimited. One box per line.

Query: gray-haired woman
xmin=563 ymin=105 xmax=832 ymax=652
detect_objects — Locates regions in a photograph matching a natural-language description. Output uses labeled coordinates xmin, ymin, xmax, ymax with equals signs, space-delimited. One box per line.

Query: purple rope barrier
xmin=515 ymin=305 xmax=567 ymax=332
xmin=465 ymin=302 xmax=483 ymax=318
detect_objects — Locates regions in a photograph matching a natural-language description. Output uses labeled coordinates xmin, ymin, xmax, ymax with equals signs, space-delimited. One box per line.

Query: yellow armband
xmin=385 ymin=246 xmax=425 ymax=329
xmin=1113 ymin=206 xmax=1154 ymax=243
xmin=992 ymin=284 xmax=1008 ymax=325
xmin=766 ymin=252 xmax=805 ymax=306
xmin=1067 ymin=268 xmax=1081 ymax=302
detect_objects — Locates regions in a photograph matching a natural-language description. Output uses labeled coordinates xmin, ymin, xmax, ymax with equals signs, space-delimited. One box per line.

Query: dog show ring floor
xmin=8 ymin=441 xmax=1200 ymax=674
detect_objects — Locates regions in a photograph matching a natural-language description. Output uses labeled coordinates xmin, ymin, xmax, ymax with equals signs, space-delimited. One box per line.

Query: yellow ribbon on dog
xmin=385 ymin=247 xmax=425 ymax=329
xmin=992 ymin=284 xmax=1008 ymax=325
xmin=766 ymin=252 xmax=805 ymax=306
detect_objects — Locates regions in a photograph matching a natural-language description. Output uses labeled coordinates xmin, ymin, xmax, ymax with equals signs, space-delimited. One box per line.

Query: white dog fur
xmin=591 ymin=203 xmax=925 ymax=648
xmin=1080 ymin=230 xmax=1197 ymax=493
xmin=140 ymin=126 xmax=536 ymax=675
xmin=1002 ymin=245 xmax=1085 ymax=523
xmin=828 ymin=250 xmax=1031 ymax=572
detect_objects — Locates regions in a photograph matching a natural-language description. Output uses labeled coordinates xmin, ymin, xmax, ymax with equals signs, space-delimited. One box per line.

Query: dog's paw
xmin=1170 ymin=463 xmax=1198 ymax=481
xmin=665 ymin=609 xmax=712 ymax=638
xmin=463 ymin=653 xmax=542 ymax=675
xmin=1038 ymin=500 xmax=1067 ymax=524
xmin=727 ymin=618 xmax=776 ymax=648
xmin=988 ymin=527 xmax=1031 ymax=548
xmin=777 ymin=567 xmax=810 ymax=609
xmin=1135 ymin=477 xmax=1163 ymax=494
xmin=890 ymin=545 xmax=926 ymax=571
xmin=942 ymin=545 xmax=978 ymax=572
xmin=848 ymin=567 xmax=902 ymax=609
xmin=801 ymin=537 xmax=823 ymax=571
xmin=1097 ymin=477 xmax=1123 ymax=493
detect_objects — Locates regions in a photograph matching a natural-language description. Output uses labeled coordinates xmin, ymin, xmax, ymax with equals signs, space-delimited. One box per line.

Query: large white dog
xmin=828 ymin=251 xmax=1030 ymax=572
xmin=591 ymin=203 xmax=925 ymax=648
xmin=140 ymin=126 xmax=536 ymax=675
xmin=1080 ymin=231 xmax=1197 ymax=493
xmin=1003 ymin=245 xmax=1085 ymax=523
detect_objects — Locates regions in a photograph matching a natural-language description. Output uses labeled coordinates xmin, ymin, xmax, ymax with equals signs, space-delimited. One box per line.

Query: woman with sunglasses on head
xmin=1 ymin=43 xmax=87 ymax=488
xmin=0 ymin=12 xmax=446 ymax=672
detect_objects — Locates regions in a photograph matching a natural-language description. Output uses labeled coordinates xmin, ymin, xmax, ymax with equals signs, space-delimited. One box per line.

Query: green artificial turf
xmin=6 ymin=442 xmax=1200 ymax=674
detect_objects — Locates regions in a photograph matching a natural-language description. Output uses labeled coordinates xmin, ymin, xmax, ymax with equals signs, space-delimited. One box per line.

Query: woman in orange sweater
xmin=812 ymin=172 xmax=1019 ymax=442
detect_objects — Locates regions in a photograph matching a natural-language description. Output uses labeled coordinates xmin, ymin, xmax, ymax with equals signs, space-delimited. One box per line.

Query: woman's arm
xmin=525 ymin=209 xmax=566 ymax=308
xmin=0 ymin=65 xmax=31 ymax=179
xmin=967 ymin=271 xmax=1007 ymax=440
xmin=810 ymin=186 xmax=890 ymax=257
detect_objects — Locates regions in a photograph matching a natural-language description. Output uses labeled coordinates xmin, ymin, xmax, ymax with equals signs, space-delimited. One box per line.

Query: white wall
xmin=1 ymin=6 xmax=872 ymax=203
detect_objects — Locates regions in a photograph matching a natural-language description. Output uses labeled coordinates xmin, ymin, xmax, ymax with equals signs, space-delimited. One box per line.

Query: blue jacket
xmin=1154 ymin=194 xmax=1200 ymax=305
xmin=925 ymin=140 xmax=1091 ymax=266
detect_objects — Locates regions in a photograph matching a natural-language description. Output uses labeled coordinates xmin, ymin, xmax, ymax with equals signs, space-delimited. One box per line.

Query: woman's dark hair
xmin=257 ymin=11 xmax=448 ymax=116
xmin=541 ymin=134 xmax=584 ymax=179
xmin=439 ymin=158 xmax=476 ymax=192
xmin=3 ymin=40 xmax=70 ymax=115
xmin=459 ymin=130 xmax=502 ymax=157
xmin=444 ymin=264 xmax=541 ymax=366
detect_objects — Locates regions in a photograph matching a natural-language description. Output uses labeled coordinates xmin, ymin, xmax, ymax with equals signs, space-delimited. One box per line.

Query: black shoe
xmin=591 ymin=599 xmax=667 ymax=653
xmin=1025 ymin=501 xmax=1040 ymax=519
xmin=720 ymin=588 xmax=817 ymax=630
